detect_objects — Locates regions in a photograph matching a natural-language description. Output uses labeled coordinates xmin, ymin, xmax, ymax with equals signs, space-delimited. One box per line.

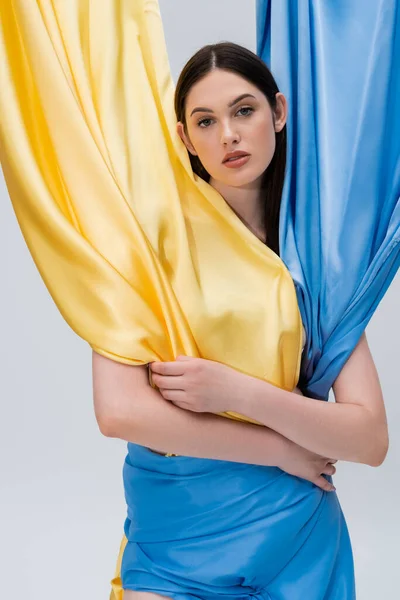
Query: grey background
xmin=1 ymin=1 xmax=398 ymax=598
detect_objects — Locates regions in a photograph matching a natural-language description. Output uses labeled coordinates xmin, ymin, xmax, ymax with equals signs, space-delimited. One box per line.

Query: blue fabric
xmin=256 ymin=0 xmax=400 ymax=400
xmin=121 ymin=443 xmax=355 ymax=599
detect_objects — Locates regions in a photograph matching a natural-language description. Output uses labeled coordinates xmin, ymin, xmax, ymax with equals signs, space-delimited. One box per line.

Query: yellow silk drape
xmin=0 ymin=1 xmax=303 ymax=598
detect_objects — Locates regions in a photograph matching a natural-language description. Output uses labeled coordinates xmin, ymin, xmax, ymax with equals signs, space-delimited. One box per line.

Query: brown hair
xmin=174 ymin=41 xmax=287 ymax=256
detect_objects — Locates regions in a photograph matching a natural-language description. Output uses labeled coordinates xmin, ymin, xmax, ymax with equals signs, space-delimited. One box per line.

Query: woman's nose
xmin=220 ymin=123 xmax=240 ymax=145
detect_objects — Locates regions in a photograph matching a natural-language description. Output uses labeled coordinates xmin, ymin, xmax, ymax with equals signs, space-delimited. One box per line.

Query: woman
xmin=93 ymin=43 xmax=388 ymax=600
xmin=0 ymin=3 xmax=389 ymax=599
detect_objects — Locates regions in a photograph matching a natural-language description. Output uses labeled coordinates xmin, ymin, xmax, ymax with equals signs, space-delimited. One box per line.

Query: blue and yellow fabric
xmin=1 ymin=0 xmax=395 ymax=598
xmin=0 ymin=1 xmax=305 ymax=597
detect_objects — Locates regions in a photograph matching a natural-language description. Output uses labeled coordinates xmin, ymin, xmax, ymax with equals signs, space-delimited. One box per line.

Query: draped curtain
xmin=0 ymin=0 xmax=304 ymax=425
xmin=257 ymin=0 xmax=400 ymax=400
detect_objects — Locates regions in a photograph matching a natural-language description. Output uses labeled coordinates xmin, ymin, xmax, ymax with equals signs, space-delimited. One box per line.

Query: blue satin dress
xmin=120 ymin=328 xmax=356 ymax=599
xmin=121 ymin=446 xmax=354 ymax=599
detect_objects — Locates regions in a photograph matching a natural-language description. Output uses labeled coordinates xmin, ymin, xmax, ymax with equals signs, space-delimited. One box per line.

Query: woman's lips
xmin=223 ymin=154 xmax=251 ymax=169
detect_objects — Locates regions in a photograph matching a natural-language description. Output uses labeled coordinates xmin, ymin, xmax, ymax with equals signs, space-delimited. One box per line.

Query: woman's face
xmin=177 ymin=68 xmax=287 ymax=188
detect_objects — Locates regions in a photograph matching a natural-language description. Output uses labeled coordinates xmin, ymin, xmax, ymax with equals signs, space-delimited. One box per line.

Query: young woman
xmin=93 ymin=43 xmax=388 ymax=600
xmin=0 ymin=3 xmax=390 ymax=599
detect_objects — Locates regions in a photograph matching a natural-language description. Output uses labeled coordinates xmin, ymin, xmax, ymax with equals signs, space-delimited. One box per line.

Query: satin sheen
xmin=117 ymin=443 xmax=354 ymax=599
xmin=0 ymin=0 xmax=302 ymax=417
xmin=1 ymin=2 xmax=357 ymax=599
xmin=257 ymin=0 xmax=400 ymax=400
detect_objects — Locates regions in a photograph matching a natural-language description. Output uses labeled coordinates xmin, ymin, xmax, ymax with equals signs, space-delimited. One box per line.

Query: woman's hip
xmin=123 ymin=442 xmax=336 ymax=548
xmin=120 ymin=443 xmax=353 ymax=597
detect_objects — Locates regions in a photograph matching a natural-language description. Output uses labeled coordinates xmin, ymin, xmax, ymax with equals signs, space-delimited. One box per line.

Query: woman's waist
xmin=122 ymin=443 xmax=330 ymax=543
xmin=146 ymin=445 xmax=172 ymax=456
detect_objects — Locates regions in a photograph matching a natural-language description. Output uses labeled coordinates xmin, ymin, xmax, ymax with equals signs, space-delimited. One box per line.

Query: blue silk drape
xmin=257 ymin=0 xmax=400 ymax=400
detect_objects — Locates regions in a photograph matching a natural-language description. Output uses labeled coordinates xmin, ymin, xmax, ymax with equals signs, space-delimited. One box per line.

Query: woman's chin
xmin=225 ymin=171 xmax=265 ymax=187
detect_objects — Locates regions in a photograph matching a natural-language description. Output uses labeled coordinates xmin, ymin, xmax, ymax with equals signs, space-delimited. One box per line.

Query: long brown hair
xmin=174 ymin=42 xmax=287 ymax=257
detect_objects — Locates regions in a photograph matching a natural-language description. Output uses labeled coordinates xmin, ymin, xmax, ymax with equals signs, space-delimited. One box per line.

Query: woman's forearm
xmin=237 ymin=377 xmax=385 ymax=466
xmin=105 ymin=383 xmax=295 ymax=468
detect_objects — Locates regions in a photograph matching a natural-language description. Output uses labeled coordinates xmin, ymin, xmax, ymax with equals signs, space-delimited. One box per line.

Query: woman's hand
xmin=277 ymin=438 xmax=337 ymax=493
xmin=275 ymin=385 xmax=338 ymax=492
xmin=150 ymin=358 xmax=337 ymax=491
xmin=149 ymin=355 xmax=246 ymax=415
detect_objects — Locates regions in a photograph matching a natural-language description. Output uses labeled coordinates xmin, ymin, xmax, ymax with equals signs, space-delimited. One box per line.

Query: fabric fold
xmin=0 ymin=0 xmax=304 ymax=429
xmin=256 ymin=0 xmax=400 ymax=400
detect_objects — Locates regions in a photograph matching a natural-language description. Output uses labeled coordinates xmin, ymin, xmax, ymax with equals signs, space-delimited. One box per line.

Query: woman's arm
xmin=92 ymin=350 xmax=292 ymax=466
xmin=237 ymin=332 xmax=389 ymax=466
xmin=92 ymin=351 xmax=324 ymax=469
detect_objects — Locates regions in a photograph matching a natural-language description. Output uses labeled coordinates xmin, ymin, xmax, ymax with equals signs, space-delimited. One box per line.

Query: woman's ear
xmin=176 ymin=122 xmax=198 ymax=156
xmin=273 ymin=93 xmax=288 ymax=132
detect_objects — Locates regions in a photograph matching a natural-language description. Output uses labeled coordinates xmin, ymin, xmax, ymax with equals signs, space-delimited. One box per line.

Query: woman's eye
xmin=237 ymin=106 xmax=254 ymax=117
xmin=198 ymin=118 xmax=213 ymax=128
xmin=197 ymin=107 xmax=253 ymax=128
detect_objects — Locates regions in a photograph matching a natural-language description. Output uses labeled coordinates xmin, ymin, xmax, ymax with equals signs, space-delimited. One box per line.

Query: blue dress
xmin=121 ymin=443 xmax=355 ymax=599
xmin=120 ymin=326 xmax=356 ymax=599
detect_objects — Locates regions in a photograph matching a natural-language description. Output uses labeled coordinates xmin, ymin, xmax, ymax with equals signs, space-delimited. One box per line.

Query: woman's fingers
xmin=315 ymin=476 xmax=336 ymax=492
xmin=323 ymin=463 xmax=336 ymax=475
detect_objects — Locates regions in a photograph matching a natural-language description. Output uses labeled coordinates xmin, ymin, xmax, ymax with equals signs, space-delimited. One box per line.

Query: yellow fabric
xmin=0 ymin=1 xmax=304 ymax=598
